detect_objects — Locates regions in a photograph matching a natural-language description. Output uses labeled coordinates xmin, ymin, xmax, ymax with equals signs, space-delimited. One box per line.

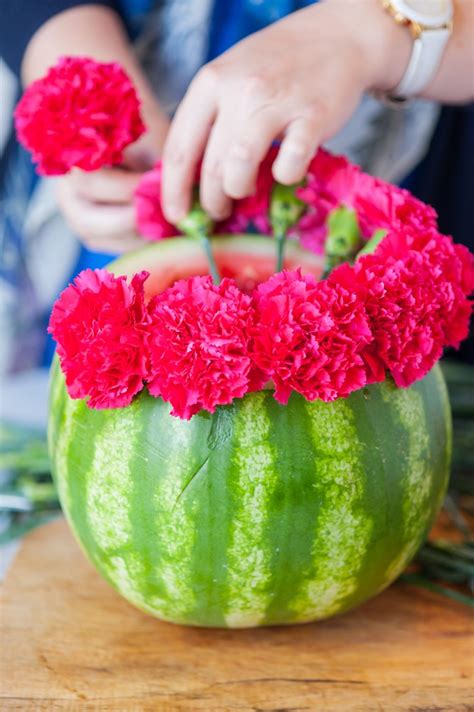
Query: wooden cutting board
xmin=1 ymin=518 xmax=472 ymax=711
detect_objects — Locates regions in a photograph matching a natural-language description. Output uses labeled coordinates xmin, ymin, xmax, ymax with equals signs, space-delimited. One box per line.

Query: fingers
xmin=161 ymin=68 xmax=217 ymax=222
xmin=222 ymin=107 xmax=283 ymax=199
xmin=69 ymin=167 xmax=143 ymax=204
xmin=199 ymin=115 xmax=234 ymax=220
xmin=273 ymin=112 xmax=322 ymax=185
xmin=56 ymin=179 xmax=142 ymax=254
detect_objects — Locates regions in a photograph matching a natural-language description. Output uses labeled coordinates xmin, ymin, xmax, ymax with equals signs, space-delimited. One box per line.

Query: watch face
xmin=396 ymin=0 xmax=453 ymax=26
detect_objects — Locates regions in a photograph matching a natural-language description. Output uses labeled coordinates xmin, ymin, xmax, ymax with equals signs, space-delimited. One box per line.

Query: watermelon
xmin=48 ymin=235 xmax=451 ymax=628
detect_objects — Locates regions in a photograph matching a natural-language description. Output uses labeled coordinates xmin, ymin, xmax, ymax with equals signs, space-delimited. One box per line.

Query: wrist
xmin=324 ymin=0 xmax=413 ymax=92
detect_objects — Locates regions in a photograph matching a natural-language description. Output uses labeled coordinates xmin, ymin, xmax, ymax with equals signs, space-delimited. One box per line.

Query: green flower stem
xmin=275 ymin=228 xmax=287 ymax=273
xmin=199 ymin=233 xmax=220 ymax=284
xmin=177 ymin=198 xmax=220 ymax=283
xmin=270 ymin=183 xmax=305 ymax=273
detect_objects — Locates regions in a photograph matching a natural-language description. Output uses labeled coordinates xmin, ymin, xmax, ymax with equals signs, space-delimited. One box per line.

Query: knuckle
xmin=243 ymin=74 xmax=272 ymax=102
xmin=163 ymin=140 xmax=188 ymax=166
xmin=230 ymin=140 xmax=258 ymax=163
xmin=195 ymin=63 xmax=220 ymax=90
xmin=305 ymin=98 xmax=330 ymax=123
xmin=204 ymin=159 xmax=222 ymax=181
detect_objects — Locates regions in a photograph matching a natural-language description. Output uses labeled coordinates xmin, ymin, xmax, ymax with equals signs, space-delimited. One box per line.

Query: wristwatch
xmin=380 ymin=0 xmax=453 ymax=101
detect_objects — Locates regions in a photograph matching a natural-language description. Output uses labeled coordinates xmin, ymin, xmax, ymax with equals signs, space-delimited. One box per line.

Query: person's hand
xmin=57 ymin=103 xmax=170 ymax=253
xmin=161 ymin=0 xmax=412 ymax=223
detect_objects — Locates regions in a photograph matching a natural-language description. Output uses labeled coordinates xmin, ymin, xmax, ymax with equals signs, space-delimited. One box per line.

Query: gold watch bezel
xmin=381 ymin=0 xmax=453 ymax=40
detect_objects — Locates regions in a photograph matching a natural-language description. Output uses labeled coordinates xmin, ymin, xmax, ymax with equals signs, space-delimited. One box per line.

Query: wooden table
xmin=1 ymin=518 xmax=472 ymax=711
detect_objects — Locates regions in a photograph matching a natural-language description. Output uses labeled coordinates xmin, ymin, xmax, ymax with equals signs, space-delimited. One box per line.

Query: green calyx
xmin=177 ymin=197 xmax=214 ymax=240
xmin=323 ymin=205 xmax=362 ymax=277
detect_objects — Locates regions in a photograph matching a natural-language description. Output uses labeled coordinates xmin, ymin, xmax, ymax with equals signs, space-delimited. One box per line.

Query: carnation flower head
xmin=373 ymin=229 xmax=474 ymax=352
xmin=331 ymin=226 xmax=473 ymax=388
xmin=354 ymin=179 xmax=438 ymax=238
xmin=251 ymin=269 xmax=373 ymax=404
xmin=48 ymin=269 xmax=150 ymax=408
xmin=134 ymin=161 xmax=176 ymax=240
xmin=292 ymin=148 xmax=438 ymax=254
xmin=146 ymin=276 xmax=264 ymax=419
xmin=15 ymin=56 xmax=145 ymax=175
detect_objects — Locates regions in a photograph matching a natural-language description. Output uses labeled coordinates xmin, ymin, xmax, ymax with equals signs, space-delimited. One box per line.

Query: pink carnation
xmin=15 ymin=56 xmax=145 ymax=175
xmin=354 ymin=180 xmax=437 ymax=238
xmin=48 ymin=269 xmax=150 ymax=408
xmin=292 ymin=149 xmax=361 ymax=253
xmin=374 ymin=229 xmax=474 ymax=351
xmin=146 ymin=276 xmax=264 ymax=419
xmin=292 ymin=149 xmax=438 ymax=254
xmin=331 ymin=229 xmax=473 ymax=388
xmin=251 ymin=270 xmax=373 ymax=404
xmin=134 ymin=162 xmax=176 ymax=240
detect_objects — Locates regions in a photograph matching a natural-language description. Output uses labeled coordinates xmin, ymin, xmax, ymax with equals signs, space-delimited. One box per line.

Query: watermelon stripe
xmin=60 ymin=400 xmax=107 ymax=574
xmin=224 ymin=393 xmax=279 ymax=628
xmin=347 ymin=381 xmax=410 ymax=605
xmin=262 ymin=394 xmax=324 ymax=625
xmin=289 ymin=396 xmax=373 ymax=622
xmin=380 ymin=375 xmax=439 ymax=582
xmin=126 ymin=395 xmax=171 ymax=617
xmin=187 ymin=408 xmax=234 ymax=627
xmin=141 ymin=400 xmax=213 ymax=622
xmin=83 ymin=404 xmax=153 ymax=610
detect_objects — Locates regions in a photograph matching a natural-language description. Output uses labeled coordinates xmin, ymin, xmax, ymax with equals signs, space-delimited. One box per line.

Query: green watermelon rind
xmin=48 ymin=237 xmax=452 ymax=628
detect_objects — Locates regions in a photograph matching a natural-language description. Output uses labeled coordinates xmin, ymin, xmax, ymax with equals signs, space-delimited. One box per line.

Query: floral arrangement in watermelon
xmin=16 ymin=57 xmax=474 ymax=421
xmin=16 ymin=56 xmax=474 ymax=629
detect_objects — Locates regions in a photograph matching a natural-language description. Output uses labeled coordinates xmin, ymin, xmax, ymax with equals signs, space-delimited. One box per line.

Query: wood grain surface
xmin=1 ymin=518 xmax=472 ymax=712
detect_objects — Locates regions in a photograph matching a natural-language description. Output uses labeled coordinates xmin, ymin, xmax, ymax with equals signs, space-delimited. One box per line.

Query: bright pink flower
xmin=291 ymin=149 xmax=438 ymax=253
xmin=146 ymin=276 xmax=264 ymax=419
xmin=48 ymin=269 xmax=150 ymax=408
xmin=354 ymin=180 xmax=437 ymax=238
xmin=291 ymin=149 xmax=361 ymax=252
xmin=15 ymin=56 xmax=145 ymax=175
xmin=331 ymin=229 xmax=473 ymax=388
xmin=134 ymin=162 xmax=176 ymax=240
xmin=251 ymin=269 xmax=373 ymax=404
xmin=374 ymin=229 xmax=474 ymax=351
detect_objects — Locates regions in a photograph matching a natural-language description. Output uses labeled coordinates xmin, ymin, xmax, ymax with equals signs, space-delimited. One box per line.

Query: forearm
xmin=421 ymin=0 xmax=474 ymax=102
xmin=21 ymin=4 xmax=168 ymax=128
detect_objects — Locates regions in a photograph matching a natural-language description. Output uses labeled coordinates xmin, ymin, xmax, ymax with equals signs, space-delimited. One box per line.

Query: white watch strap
xmin=392 ymin=27 xmax=451 ymax=98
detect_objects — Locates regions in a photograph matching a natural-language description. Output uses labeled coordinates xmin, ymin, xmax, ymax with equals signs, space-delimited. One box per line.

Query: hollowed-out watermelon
xmin=48 ymin=235 xmax=451 ymax=627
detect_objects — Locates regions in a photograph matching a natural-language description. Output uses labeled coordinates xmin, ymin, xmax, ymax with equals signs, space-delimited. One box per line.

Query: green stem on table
xmin=177 ymin=198 xmax=220 ymax=284
xmin=400 ymin=573 xmax=474 ymax=608
xmin=270 ymin=183 xmax=305 ymax=273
